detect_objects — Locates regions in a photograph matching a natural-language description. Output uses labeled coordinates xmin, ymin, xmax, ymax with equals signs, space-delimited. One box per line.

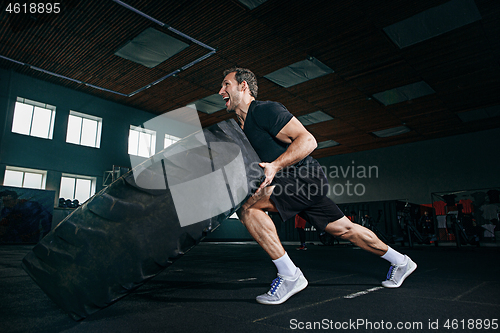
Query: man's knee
xmin=335 ymin=227 xmax=353 ymax=241
xmin=237 ymin=205 xmax=264 ymax=225
xmin=326 ymin=217 xmax=356 ymax=240
xmin=237 ymin=206 xmax=251 ymax=224
xmin=238 ymin=187 xmax=277 ymax=222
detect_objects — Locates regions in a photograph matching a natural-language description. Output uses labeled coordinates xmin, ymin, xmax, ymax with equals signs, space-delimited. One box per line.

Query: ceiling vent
xmin=297 ymin=111 xmax=334 ymax=126
xmin=238 ymin=0 xmax=269 ymax=10
xmin=264 ymin=57 xmax=333 ymax=88
xmin=457 ymin=105 xmax=500 ymax=122
xmin=383 ymin=0 xmax=482 ymax=49
xmin=188 ymin=94 xmax=226 ymax=114
xmin=372 ymin=126 xmax=411 ymax=138
xmin=316 ymin=140 xmax=340 ymax=149
xmin=372 ymin=81 xmax=435 ymax=106
xmin=115 ymin=27 xmax=189 ymax=68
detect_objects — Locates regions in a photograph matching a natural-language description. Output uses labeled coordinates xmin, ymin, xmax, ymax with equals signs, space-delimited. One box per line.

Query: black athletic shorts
xmin=270 ymin=156 xmax=345 ymax=231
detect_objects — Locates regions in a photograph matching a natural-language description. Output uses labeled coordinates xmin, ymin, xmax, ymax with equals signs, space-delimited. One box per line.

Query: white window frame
xmin=128 ymin=125 xmax=156 ymax=158
xmin=11 ymin=97 xmax=56 ymax=139
xmin=59 ymin=174 xmax=96 ymax=203
xmin=66 ymin=110 xmax=102 ymax=148
xmin=3 ymin=166 xmax=47 ymax=189
xmin=164 ymin=133 xmax=181 ymax=149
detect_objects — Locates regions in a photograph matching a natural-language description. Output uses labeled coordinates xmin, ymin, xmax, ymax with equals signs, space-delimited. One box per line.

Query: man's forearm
xmin=272 ymin=132 xmax=317 ymax=171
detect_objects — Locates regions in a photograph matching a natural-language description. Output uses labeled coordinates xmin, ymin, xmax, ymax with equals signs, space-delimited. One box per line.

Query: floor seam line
xmin=252 ymin=296 xmax=343 ymax=323
xmin=452 ymin=281 xmax=489 ymax=301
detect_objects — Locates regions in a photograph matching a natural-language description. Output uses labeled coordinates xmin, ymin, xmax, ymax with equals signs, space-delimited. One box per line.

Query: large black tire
xmin=22 ymin=119 xmax=262 ymax=320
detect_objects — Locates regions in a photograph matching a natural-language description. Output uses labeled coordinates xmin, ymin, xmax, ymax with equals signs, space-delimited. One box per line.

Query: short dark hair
xmin=223 ymin=67 xmax=258 ymax=98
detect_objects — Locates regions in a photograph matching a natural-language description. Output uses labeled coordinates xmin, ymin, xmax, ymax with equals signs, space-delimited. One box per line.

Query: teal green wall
xmin=318 ymin=127 xmax=500 ymax=204
xmin=0 ymin=69 xmax=197 ymax=204
xmin=2 ymin=68 xmax=500 ymax=240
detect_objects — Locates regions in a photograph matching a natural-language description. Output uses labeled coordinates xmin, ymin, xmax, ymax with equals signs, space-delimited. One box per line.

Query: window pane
xmin=95 ymin=120 xmax=102 ymax=148
xmin=128 ymin=129 xmax=139 ymax=155
xmin=23 ymin=172 xmax=43 ymax=189
xmin=31 ymin=106 xmax=52 ymax=138
xmin=48 ymin=110 xmax=55 ymax=139
xmin=66 ymin=115 xmax=82 ymax=144
xmin=164 ymin=134 xmax=180 ymax=148
xmin=12 ymin=102 xmax=33 ymax=135
xmin=81 ymin=118 xmax=97 ymax=147
xmin=3 ymin=170 xmax=24 ymax=187
xmin=75 ymin=179 xmax=91 ymax=203
xmin=138 ymin=132 xmax=152 ymax=158
xmin=165 ymin=138 xmax=176 ymax=148
xmin=60 ymin=177 xmax=76 ymax=199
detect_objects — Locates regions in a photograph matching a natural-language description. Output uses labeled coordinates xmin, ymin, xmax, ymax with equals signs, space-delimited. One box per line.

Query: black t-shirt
xmin=243 ymin=100 xmax=293 ymax=162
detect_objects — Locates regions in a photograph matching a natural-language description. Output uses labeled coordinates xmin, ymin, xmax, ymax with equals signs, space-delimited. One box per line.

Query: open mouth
xmin=223 ymin=96 xmax=229 ymax=107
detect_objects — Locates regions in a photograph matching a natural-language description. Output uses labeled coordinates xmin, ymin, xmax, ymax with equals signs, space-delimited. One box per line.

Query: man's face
xmin=219 ymin=72 xmax=244 ymax=112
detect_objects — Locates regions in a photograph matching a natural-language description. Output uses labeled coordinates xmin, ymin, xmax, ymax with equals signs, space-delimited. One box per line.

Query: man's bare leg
xmin=237 ymin=186 xmax=284 ymax=260
xmin=324 ymin=216 xmax=388 ymax=256
xmin=237 ymin=186 xmax=308 ymax=304
xmin=325 ymin=216 xmax=417 ymax=288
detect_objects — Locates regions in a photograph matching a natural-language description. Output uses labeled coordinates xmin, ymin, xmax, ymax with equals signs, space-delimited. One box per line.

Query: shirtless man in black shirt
xmin=218 ymin=67 xmax=417 ymax=305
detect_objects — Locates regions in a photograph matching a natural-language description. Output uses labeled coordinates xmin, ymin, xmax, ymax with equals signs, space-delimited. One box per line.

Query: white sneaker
xmin=256 ymin=268 xmax=308 ymax=305
xmin=382 ymin=255 xmax=417 ymax=288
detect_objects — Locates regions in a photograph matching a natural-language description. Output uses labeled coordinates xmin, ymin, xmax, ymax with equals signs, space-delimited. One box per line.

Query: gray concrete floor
xmin=1 ymin=242 xmax=499 ymax=333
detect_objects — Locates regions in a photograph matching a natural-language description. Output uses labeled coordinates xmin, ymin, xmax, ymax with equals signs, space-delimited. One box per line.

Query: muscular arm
xmin=257 ymin=117 xmax=317 ymax=190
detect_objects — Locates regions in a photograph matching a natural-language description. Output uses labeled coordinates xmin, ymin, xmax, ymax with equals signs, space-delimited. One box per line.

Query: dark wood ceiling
xmin=1 ymin=0 xmax=499 ymax=159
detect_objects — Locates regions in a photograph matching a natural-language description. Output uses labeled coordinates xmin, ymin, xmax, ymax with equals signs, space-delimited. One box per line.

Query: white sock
xmin=381 ymin=246 xmax=406 ymax=265
xmin=272 ymin=252 xmax=297 ymax=277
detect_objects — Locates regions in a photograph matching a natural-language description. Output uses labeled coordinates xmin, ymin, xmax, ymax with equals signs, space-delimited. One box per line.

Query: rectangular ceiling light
xmin=316 ymin=140 xmax=340 ymax=149
xmin=383 ymin=0 xmax=482 ymax=49
xmin=297 ymin=111 xmax=334 ymax=126
xmin=264 ymin=57 xmax=334 ymax=88
xmin=115 ymin=27 xmax=189 ymax=68
xmin=372 ymin=126 xmax=410 ymax=138
xmin=457 ymin=105 xmax=500 ymax=122
xmin=372 ymin=81 xmax=435 ymax=106
xmin=187 ymin=94 xmax=226 ymax=114
xmin=238 ymin=0 xmax=269 ymax=10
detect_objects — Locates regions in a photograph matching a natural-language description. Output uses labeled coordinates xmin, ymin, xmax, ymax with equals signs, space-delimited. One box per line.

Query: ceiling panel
xmin=0 ymin=0 xmax=498 ymax=160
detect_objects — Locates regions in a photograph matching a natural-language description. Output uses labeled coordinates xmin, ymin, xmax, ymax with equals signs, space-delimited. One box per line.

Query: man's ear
xmin=241 ymin=80 xmax=249 ymax=92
